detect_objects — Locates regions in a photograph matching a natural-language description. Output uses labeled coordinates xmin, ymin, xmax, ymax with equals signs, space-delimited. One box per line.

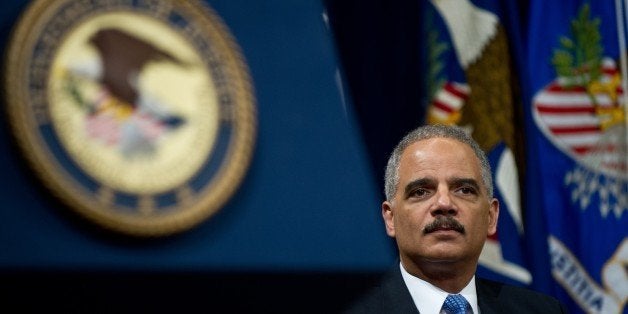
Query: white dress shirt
xmin=399 ymin=262 xmax=480 ymax=314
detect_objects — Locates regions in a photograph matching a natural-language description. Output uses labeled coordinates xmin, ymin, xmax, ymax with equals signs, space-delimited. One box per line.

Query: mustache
xmin=423 ymin=216 xmax=465 ymax=234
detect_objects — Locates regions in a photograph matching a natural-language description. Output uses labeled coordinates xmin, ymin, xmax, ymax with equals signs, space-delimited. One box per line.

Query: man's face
xmin=382 ymin=137 xmax=498 ymax=270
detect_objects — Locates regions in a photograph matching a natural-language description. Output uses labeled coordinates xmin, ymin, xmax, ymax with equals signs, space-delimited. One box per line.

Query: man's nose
xmin=431 ymin=187 xmax=456 ymax=216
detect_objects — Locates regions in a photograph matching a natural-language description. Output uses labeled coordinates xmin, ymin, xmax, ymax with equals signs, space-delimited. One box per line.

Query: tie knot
xmin=441 ymin=294 xmax=472 ymax=314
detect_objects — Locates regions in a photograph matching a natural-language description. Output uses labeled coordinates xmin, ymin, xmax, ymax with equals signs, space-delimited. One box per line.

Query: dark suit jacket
xmin=345 ymin=266 xmax=568 ymax=313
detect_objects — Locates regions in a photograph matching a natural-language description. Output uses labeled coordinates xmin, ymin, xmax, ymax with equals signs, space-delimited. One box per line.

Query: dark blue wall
xmin=0 ymin=0 xmax=395 ymax=274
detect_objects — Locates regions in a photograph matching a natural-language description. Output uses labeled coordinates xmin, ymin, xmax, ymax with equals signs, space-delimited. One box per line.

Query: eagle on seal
xmin=67 ymin=28 xmax=186 ymax=157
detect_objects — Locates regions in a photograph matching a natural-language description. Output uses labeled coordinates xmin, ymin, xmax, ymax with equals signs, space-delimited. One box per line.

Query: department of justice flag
xmin=524 ymin=1 xmax=628 ymax=313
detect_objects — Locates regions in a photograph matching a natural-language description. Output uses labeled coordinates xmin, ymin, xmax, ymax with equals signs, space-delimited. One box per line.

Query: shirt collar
xmin=399 ymin=262 xmax=480 ymax=314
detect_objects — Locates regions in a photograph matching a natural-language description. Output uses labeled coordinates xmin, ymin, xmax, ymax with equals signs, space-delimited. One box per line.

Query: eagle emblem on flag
xmin=425 ymin=0 xmax=531 ymax=285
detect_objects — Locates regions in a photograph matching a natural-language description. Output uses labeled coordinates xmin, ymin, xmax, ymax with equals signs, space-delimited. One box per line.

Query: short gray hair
xmin=383 ymin=124 xmax=493 ymax=201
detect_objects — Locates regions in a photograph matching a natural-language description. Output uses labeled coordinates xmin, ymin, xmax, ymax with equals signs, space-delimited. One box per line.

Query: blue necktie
xmin=440 ymin=294 xmax=472 ymax=314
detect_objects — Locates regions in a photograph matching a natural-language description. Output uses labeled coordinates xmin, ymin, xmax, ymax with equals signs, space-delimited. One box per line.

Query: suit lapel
xmin=382 ymin=266 xmax=420 ymax=313
xmin=476 ymin=278 xmax=502 ymax=314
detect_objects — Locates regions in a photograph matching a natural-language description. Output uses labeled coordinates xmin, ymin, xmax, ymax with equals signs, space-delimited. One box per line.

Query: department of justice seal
xmin=4 ymin=0 xmax=256 ymax=236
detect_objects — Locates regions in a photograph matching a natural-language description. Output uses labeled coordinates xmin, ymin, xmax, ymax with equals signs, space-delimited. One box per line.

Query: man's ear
xmin=382 ymin=201 xmax=395 ymax=238
xmin=487 ymin=198 xmax=499 ymax=236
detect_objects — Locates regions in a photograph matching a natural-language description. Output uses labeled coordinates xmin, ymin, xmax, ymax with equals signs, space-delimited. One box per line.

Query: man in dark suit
xmin=346 ymin=125 xmax=567 ymax=313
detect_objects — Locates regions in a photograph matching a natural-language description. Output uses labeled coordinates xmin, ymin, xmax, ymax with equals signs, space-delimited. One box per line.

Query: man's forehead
xmin=399 ymin=138 xmax=481 ymax=177
xmin=401 ymin=138 xmax=476 ymax=161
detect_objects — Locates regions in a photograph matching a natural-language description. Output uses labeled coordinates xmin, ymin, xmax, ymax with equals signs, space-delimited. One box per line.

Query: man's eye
xmin=458 ymin=187 xmax=476 ymax=194
xmin=411 ymin=189 xmax=429 ymax=197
